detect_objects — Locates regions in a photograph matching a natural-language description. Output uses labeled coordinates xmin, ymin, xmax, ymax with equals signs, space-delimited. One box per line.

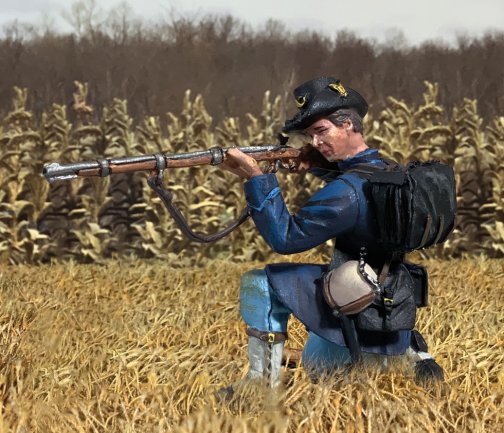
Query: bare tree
xmin=61 ymin=0 xmax=103 ymax=40
xmin=106 ymin=1 xmax=136 ymax=44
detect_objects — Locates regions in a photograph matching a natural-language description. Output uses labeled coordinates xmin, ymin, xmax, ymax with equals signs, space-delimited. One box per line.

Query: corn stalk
xmin=0 ymin=81 xmax=502 ymax=263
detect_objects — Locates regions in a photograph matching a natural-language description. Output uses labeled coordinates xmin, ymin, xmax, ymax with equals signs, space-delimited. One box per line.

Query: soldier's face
xmin=304 ymin=118 xmax=352 ymax=161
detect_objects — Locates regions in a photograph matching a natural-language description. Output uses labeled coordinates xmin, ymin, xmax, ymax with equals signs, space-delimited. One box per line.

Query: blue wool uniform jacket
xmin=243 ymin=148 xmax=411 ymax=355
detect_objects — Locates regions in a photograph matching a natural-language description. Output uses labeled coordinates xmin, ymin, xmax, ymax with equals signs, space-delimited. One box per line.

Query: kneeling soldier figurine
xmin=220 ymin=76 xmax=445 ymax=394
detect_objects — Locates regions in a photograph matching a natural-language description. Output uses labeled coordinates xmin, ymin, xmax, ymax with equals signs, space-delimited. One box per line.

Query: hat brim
xmin=283 ymin=87 xmax=368 ymax=133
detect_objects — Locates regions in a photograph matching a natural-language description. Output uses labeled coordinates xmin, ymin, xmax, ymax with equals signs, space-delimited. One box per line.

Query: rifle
xmin=42 ymin=144 xmax=302 ymax=242
xmin=42 ymin=145 xmax=301 ymax=183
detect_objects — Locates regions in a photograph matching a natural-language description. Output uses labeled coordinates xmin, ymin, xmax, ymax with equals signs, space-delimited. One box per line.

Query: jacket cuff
xmin=244 ymin=174 xmax=281 ymax=211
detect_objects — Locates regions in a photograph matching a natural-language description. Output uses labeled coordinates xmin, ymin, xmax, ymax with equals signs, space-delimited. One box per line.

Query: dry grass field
xmin=0 ymin=253 xmax=502 ymax=432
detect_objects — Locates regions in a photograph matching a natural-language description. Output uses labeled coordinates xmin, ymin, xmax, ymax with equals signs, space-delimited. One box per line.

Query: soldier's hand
xmin=221 ymin=148 xmax=263 ymax=180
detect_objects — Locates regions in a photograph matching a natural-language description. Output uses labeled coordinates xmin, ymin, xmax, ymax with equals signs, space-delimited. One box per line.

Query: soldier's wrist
xmin=246 ymin=168 xmax=264 ymax=179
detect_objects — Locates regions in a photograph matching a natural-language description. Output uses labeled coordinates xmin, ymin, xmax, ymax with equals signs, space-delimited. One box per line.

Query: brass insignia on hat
xmin=296 ymin=95 xmax=307 ymax=109
xmin=329 ymin=82 xmax=348 ymax=97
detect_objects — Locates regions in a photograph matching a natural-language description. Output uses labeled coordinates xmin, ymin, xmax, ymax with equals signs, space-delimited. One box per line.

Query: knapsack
xmin=333 ymin=158 xmax=456 ymax=364
xmin=349 ymin=159 xmax=457 ymax=254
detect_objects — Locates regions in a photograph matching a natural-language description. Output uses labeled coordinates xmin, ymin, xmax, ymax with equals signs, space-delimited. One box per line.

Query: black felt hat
xmin=282 ymin=77 xmax=368 ymax=133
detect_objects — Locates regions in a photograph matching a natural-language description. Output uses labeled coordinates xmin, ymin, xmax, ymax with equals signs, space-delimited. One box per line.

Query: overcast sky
xmin=1 ymin=0 xmax=503 ymax=45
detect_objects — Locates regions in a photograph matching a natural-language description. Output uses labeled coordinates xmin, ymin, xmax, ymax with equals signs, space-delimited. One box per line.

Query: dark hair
xmin=327 ymin=109 xmax=363 ymax=134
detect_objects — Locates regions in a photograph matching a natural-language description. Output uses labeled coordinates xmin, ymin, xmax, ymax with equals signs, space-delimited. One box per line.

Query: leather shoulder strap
xmin=344 ymin=162 xmax=385 ymax=178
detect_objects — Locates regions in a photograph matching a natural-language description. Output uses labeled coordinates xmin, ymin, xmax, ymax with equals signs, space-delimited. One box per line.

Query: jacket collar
xmin=337 ymin=148 xmax=380 ymax=171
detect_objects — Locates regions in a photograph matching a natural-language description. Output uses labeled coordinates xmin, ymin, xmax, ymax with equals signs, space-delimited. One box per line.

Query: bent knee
xmin=240 ymin=268 xmax=270 ymax=297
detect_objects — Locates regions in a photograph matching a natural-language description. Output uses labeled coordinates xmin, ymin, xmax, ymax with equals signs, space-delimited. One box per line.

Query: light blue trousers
xmin=239 ymin=269 xmax=353 ymax=373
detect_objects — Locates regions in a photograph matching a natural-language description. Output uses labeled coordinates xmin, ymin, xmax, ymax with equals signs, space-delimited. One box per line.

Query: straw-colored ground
xmin=0 ymin=254 xmax=502 ymax=432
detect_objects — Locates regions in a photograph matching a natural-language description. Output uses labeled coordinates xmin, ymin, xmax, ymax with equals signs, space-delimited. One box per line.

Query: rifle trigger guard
xmin=209 ymin=147 xmax=225 ymax=165
xmin=154 ymin=153 xmax=166 ymax=185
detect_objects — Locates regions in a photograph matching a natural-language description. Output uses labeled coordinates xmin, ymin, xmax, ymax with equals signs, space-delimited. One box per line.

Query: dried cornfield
xmin=0 ymin=81 xmax=503 ymax=265
xmin=0 ymin=79 xmax=502 ymax=432
xmin=0 ymin=254 xmax=502 ymax=432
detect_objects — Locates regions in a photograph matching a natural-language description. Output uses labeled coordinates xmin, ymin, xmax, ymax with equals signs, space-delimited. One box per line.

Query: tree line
xmin=1 ymin=4 xmax=503 ymax=125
